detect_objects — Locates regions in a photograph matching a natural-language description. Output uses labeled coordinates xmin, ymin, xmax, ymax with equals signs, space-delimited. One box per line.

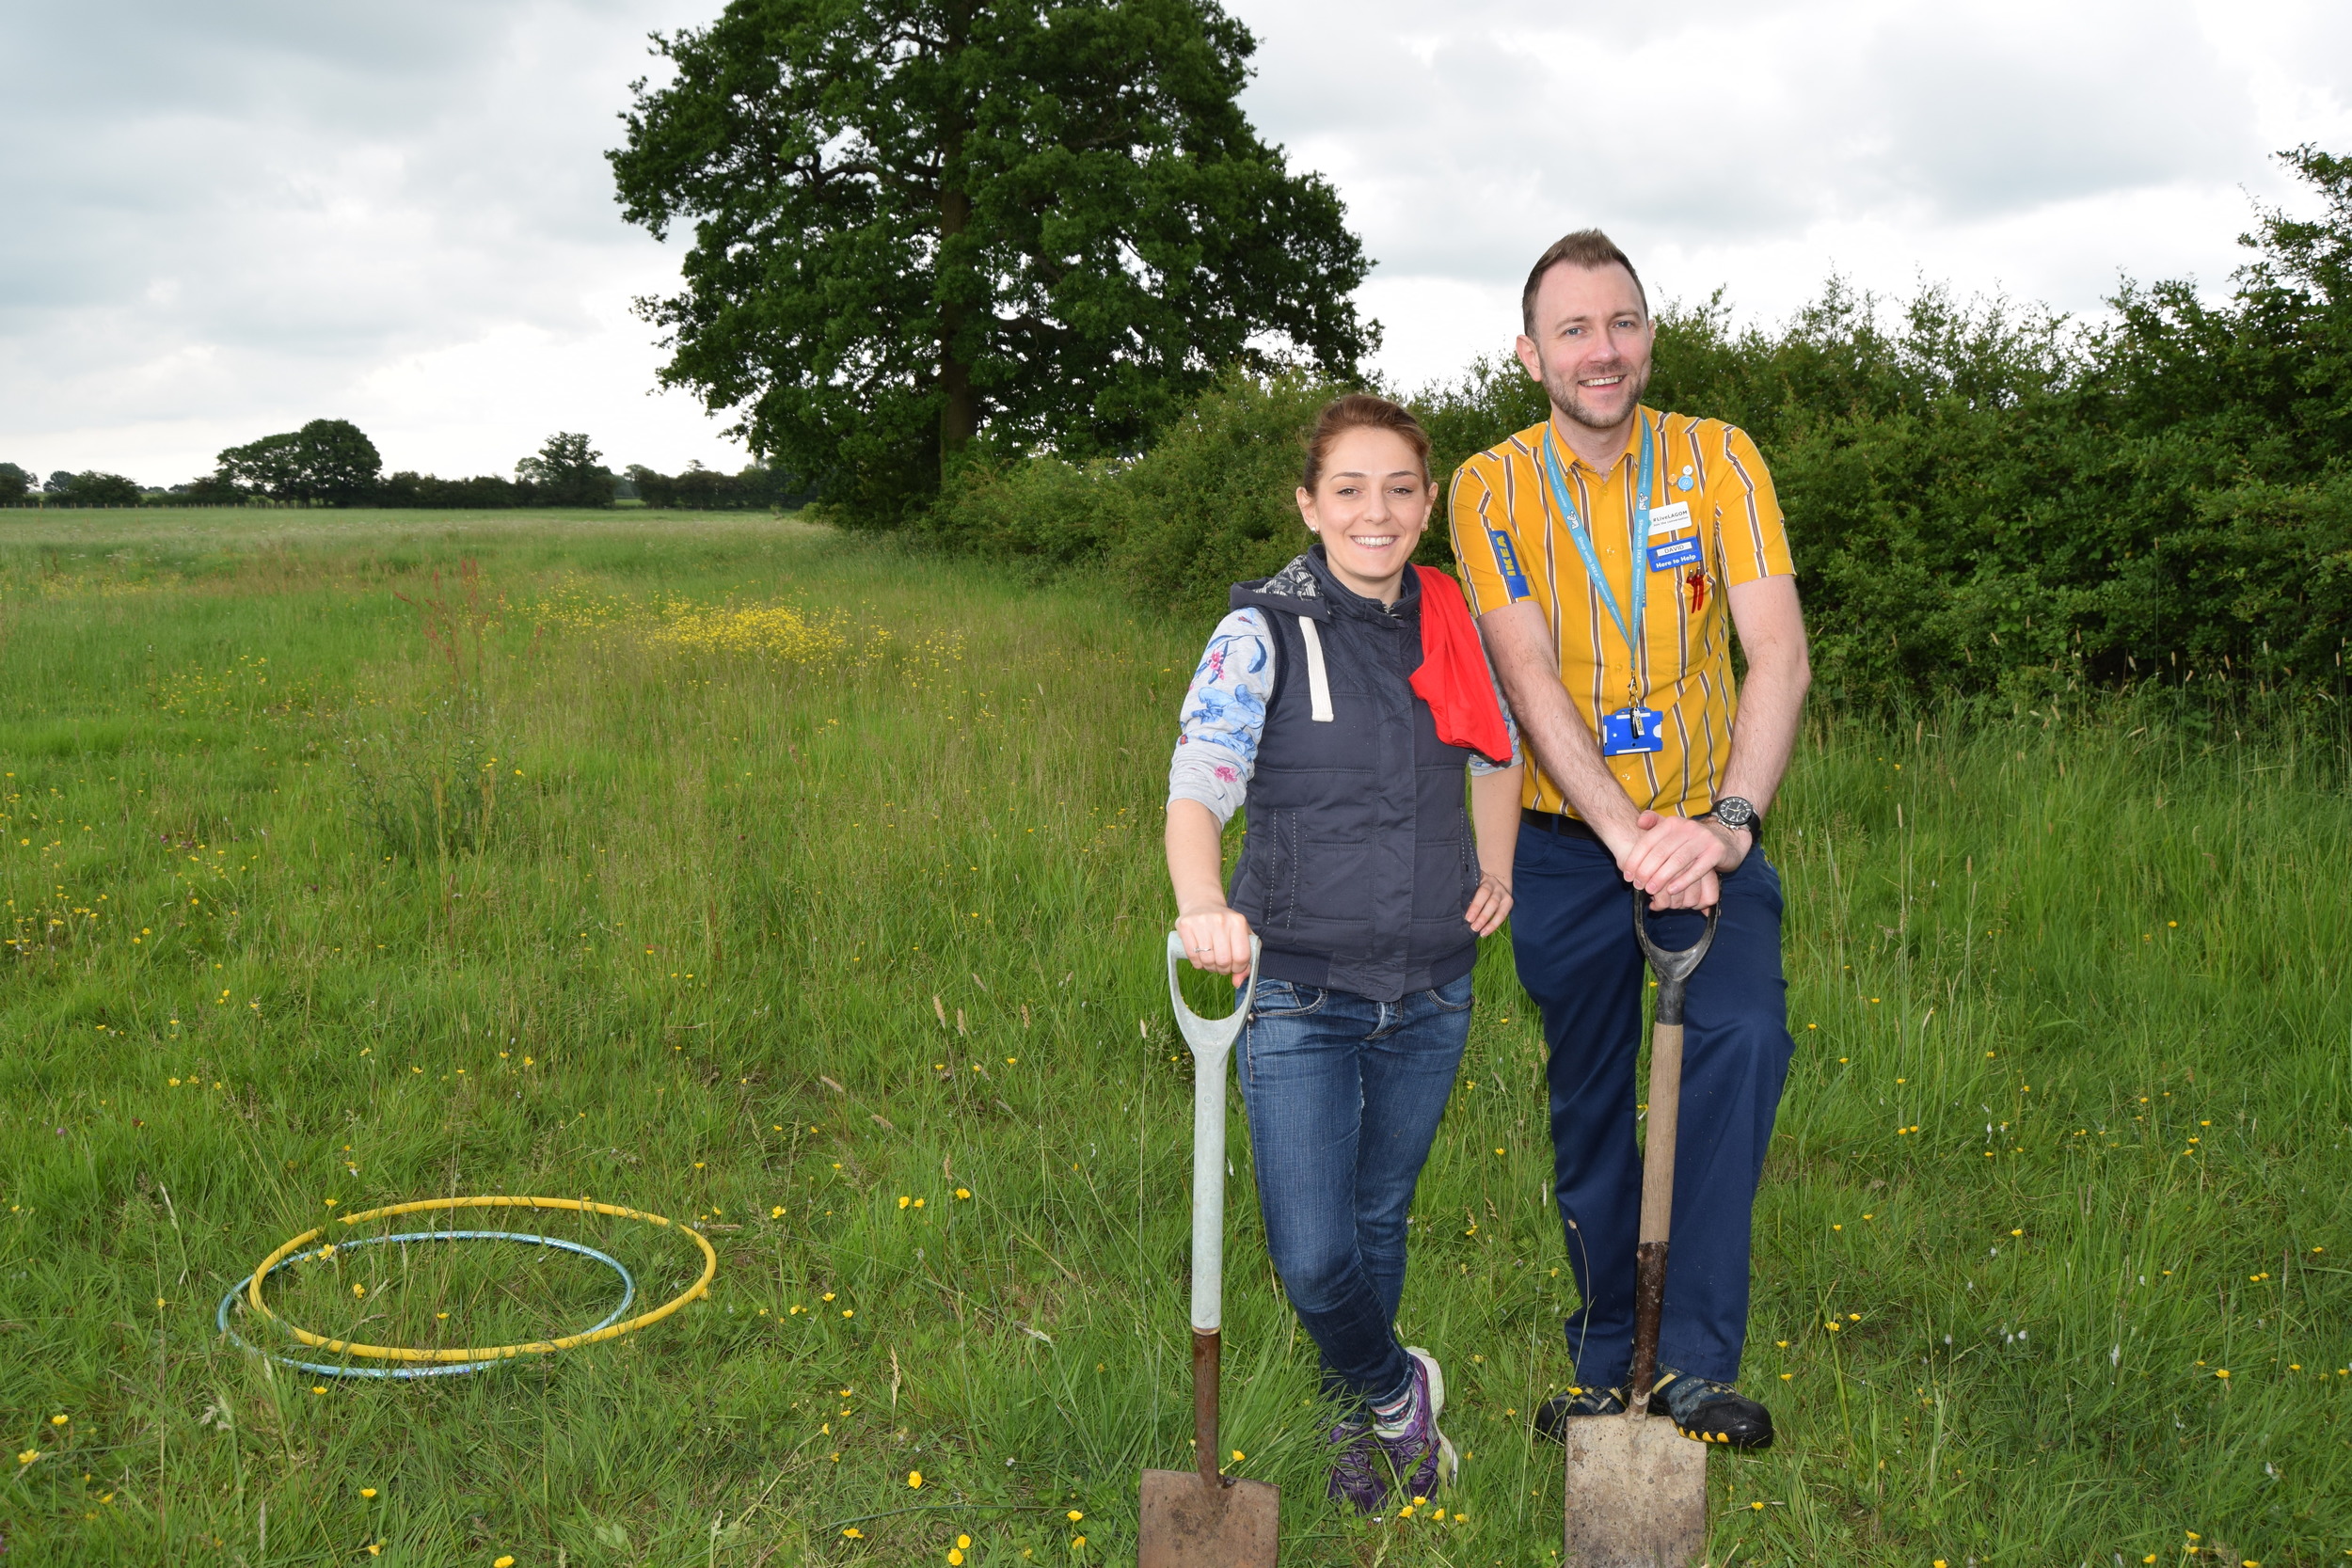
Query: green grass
xmin=3 ymin=507 xmax=2349 ymax=1567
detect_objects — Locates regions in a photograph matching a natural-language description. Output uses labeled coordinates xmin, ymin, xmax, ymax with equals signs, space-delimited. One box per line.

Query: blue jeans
xmin=1511 ymin=828 xmax=1794 ymax=1388
xmin=1237 ymin=973 xmax=1474 ymax=1408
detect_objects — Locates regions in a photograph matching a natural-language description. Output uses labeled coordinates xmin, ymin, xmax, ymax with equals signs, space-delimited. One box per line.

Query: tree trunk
xmin=939 ymin=182 xmax=977 ymax=456
xmin=937 ymin=0 xmax=977 ymax=462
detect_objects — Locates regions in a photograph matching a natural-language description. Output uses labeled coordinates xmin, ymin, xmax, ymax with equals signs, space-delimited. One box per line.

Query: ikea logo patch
xmin=1487 ymin=529 xmax=1532 ymax=599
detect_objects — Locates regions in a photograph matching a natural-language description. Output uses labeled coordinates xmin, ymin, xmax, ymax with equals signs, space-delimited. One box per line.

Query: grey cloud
xmin=0 ymin=0 xmax=712 ymax=476
xmin=1232 ymin=0 xmax=2293 ymax=291
xmin=3 ymin=0 xmax=2346 ymax=478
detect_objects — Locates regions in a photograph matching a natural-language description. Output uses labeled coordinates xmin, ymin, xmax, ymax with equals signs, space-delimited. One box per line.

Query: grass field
xmin=3 ymin=507 xmax=2349 ymax=1568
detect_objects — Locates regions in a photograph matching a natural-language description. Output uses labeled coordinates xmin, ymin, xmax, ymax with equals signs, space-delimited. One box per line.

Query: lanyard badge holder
xmin=1544 ymin=419 xmax=1666 ymax=757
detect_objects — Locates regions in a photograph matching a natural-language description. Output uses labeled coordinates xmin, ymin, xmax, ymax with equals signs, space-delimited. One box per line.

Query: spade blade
xmin=1561 ymin=1413 xmax=1707 ymax=1567
xmin=1137 ymin=1469 xmax=1279 ymax=1568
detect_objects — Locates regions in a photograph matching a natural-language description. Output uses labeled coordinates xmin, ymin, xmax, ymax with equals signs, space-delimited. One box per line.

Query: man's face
xmin=1515 ymin=263 xmax=1654 ymax=436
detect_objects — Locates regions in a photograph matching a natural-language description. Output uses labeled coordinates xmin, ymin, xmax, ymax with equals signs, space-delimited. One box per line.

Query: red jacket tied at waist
xmin=1409 ymin=564 xmax=1512 ymax=765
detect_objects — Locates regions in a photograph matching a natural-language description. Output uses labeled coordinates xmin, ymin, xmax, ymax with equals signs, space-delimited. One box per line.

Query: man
xmin=1449 ymin=230 xmax=1809 ymax=1449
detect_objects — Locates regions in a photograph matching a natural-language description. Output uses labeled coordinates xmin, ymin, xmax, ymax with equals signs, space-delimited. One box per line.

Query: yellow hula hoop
xmin=241 ymin=1196 xmax=719 ymax=1365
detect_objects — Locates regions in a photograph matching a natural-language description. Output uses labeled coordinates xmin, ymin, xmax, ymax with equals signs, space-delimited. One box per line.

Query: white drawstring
xmin=1297 ymin=615 xmax=1334 ymax=722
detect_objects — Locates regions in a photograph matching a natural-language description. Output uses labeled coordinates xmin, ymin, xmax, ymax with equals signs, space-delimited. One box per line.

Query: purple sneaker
xmin=1325 ymin=1414 xmax=1389 ymax=1513
xmin=1376 ymin=1347 xmax=1458 ymax=1500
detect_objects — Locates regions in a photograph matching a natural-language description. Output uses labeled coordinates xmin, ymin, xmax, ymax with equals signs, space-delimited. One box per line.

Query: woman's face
xmin=1295 ymin=426 xmax=1431 ymax=603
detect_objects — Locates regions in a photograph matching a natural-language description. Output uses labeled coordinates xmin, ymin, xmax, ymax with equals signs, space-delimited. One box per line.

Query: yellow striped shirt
xmin=1447 ymin=409 xmax=1792 ymax=818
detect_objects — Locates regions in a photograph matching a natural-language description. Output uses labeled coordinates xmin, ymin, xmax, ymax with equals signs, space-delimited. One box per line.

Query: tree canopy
xmin=217 ymin=419 xmax=383 ymax=506
xmin=0 ymin=462 xmax=28 ymax=503
xmin=515 ymin=432 xmax=614 ymax=508
xmin=31 ymin=470 xmax=146 ymax=507
xmin=609 ymin=0 xmax=1375 ymax=520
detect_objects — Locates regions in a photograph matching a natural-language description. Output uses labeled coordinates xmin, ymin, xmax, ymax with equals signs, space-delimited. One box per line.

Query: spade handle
xmin=1164 ymin=930 xmax=1260 ymax=1335
xmin=1627 ymin=895 xmax=1716 ymax=1412
xmin=1166 ymin=930 xmax=1260 ymax=1490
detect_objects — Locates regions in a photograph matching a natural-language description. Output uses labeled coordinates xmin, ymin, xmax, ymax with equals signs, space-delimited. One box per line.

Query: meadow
xmin=1 ymin=508 xmax=2347 ymax=1568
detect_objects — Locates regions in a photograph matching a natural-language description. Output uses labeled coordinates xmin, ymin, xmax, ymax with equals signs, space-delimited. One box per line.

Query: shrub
xmin=1107 ymin=368 xmax=1351 ymax=617
xmin=918 ymin=443 xmax=1131 ymax=580
xmin=628 ymin=462 xmax=817 ymax=511
xmin=920 ymin=367 xmax=1352 ymax=613
xmin=378 ymin=472 xmax=529 ymax=509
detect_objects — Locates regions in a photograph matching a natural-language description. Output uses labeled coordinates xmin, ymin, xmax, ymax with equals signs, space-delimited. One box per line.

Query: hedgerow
xmin=919 ymin=146 xmax=2352 ymax=708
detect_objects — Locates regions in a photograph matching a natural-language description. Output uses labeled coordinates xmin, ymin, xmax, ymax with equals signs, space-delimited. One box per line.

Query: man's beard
xmin=1540 ymin=354 xmax=1651 ymax=432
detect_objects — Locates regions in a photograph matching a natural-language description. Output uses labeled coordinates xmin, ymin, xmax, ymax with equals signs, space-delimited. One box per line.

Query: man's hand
xmin=1620 ymin=812 xmax=1749 ymax=908
xmin=1174 ymin=903 xmax=1255 ymax=978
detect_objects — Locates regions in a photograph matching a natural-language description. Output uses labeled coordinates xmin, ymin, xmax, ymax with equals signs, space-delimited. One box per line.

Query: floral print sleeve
xmin=1166 ymin=609 xmax=1274 ymax=828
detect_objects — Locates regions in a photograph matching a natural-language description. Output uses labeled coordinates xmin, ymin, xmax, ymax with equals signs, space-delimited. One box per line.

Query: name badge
xmin=1647 ymin=535 xmax=1703 ymax=573
xmin=1645 ymin=501 xmax=1692 ymax=537
xmin=1600 ymin=705 xmax=1665 ymax=756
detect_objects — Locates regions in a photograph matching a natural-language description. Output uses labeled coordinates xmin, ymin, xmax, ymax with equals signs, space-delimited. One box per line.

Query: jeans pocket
xmin=1421 ymin=974 xmax=1476 ymax=1012
xmin=1249 ymin=979 xmax=1326 ymax=1019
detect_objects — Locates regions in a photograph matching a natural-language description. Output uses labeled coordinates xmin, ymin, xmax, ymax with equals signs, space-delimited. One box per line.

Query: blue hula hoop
xmin=215 ymin=1228 xmax=637 ymax=1381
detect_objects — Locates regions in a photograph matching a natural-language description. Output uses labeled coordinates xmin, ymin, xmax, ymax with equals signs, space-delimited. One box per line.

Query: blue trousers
xmin=1237 ymin=974 xmax=1474 ymax=1407
xmin=1512 ymin=828 xmax=1793 ymax=1387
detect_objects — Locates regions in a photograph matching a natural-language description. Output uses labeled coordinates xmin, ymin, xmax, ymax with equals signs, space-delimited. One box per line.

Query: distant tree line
xmin=1 ymin=426 xmax=811 ymax=511
xmin=0 ymin=465 xmax=147 ymax=507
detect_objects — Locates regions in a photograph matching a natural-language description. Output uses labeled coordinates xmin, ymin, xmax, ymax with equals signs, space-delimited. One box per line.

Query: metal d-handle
xmin=1632 ymin=893 xmax=1719 ymax=1026
xmin=1164 ymin=930 xmax=1260 ymax=1339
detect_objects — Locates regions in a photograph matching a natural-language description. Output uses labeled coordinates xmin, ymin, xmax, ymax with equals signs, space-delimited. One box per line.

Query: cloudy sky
xmin=3 ymin=0 xmax=2348 ymax=488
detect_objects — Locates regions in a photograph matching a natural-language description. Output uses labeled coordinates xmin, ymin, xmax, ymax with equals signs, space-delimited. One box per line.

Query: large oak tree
xmin=609 ymin=0 xmax=1375 ymax=519
xmin=216 ymin=419 xmax=383 ymax=507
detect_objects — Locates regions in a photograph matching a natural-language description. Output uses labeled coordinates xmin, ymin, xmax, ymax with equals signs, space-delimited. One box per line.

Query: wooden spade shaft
xmin=1624 ymin=893 xmax=1713 ymax=1415
xmin=1626 ymin=1018 xmax=1683 ymax=1412
xmin=1193 ymin=1330 xmax=1221 ymax=1486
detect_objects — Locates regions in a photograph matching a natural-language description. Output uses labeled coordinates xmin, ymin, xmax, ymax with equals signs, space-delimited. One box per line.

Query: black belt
xmin=1520 ymin=807 xmax=1599 ymax=841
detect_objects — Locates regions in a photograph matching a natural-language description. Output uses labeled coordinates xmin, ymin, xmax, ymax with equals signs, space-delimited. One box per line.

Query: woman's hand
xmin=1464 ymin=870 xmax=1515 ymax=936
xmin=1176 ymin=903 xmax=1256 ymax=979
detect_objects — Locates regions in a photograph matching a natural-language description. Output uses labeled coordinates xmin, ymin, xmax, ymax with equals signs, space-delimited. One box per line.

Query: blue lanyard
xmin=1541 ymin=414 xmax=1657 ymax=704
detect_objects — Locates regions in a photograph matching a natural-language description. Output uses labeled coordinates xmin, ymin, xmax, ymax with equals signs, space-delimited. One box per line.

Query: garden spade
xmin=1561 ymin=893 xmax=1719 ymax=1568
xmin=1140 ymin=928 xmax=1279 ymax=1568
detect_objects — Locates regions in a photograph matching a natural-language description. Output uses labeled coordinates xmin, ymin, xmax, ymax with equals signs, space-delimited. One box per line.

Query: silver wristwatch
xmin=1706 ymin=796 xmax=1760 ymax=839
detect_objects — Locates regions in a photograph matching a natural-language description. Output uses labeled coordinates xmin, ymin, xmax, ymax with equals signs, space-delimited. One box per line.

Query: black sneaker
xmin=1653 ymin=1369 xmax=1774 ymax=1449
xmin=1534 ymin=1385 xmax=1627 ymax=1444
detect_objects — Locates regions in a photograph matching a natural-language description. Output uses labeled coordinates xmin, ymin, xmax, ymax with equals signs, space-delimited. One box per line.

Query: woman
xmin=1164 ymin=393 xmax=1523 ymax=1513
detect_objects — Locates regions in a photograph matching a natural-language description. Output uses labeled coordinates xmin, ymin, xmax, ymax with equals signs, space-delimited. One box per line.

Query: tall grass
xmin=2 ymin=509 xmax=2347 ymax=1566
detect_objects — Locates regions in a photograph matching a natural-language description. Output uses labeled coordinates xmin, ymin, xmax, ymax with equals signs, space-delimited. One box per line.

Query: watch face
xmin=1714 ymin=797 xmax=1756 ymax=830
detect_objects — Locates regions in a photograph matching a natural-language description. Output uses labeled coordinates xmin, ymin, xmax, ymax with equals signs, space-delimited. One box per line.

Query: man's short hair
xmin=1521 ymin=230 xmax=1648 ymax=335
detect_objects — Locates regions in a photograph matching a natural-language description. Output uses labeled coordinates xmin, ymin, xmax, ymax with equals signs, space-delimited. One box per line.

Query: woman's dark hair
xmin=1301 ymin=393 xmax=1433 ymax=494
